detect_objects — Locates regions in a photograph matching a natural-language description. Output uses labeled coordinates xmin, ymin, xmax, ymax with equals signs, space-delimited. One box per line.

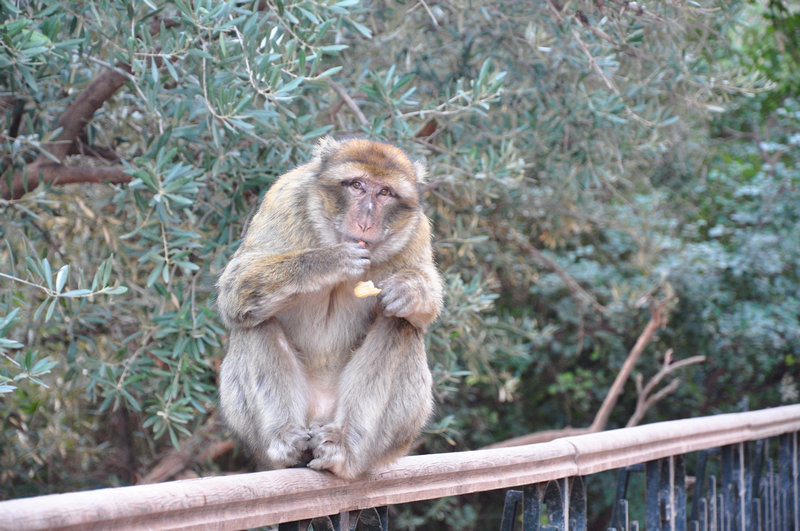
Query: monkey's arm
xmin=217 ymin=242 xmax=370 ymax=328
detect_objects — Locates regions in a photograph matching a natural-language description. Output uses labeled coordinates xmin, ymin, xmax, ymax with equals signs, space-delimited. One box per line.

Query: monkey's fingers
xmin=354 ymin=280 xmax=382 ymax=298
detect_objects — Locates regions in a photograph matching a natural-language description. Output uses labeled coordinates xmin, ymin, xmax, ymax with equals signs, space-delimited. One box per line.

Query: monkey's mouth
xmin=345 ymin=236 xmax=374 ymax=248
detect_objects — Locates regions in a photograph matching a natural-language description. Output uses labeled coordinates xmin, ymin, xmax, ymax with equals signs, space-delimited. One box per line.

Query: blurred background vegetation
xmin=1 ymin=0 xmax=798 ymax=528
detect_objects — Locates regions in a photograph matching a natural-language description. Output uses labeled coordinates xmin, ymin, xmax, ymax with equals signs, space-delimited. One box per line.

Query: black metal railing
xmin=498 ymin=433 xmax=800 ymax=531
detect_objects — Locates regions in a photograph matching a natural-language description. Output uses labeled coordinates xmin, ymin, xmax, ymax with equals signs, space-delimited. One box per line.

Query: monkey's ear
xmin=314 ymin=136 xmax=340 ymax=162
xmin=413 ymin=160 xmax=428 ymax=184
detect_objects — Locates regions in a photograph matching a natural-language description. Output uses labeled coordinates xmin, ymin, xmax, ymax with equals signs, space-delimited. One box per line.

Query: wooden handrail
xmin=2 ymin=404 xmax=799 ymax=530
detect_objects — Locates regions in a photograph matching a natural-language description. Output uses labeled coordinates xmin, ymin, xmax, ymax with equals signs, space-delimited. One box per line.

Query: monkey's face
xmin=338 ymin=176 xmax=404 ymax=246
xmin=314 ymin=139 xmax=423 ymax=263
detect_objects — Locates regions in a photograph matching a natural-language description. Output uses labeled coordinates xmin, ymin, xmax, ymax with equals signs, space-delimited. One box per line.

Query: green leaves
xmin=0 ymin=309 xmax=57 ymax=394
xmin=660 ymin=95 xmax=800 ymax=409
xmin=3 ymin=0 xmax=787 ymax=512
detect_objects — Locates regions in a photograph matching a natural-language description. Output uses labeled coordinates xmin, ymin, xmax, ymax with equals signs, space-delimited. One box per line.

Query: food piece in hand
xmin=354 ymin=280 xmax=381 ymax=298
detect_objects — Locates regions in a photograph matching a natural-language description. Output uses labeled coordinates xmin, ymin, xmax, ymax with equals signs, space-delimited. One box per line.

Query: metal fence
xmin=499 ymin=434 xmax=799 ymax=531
xmin=1 ymin=404 xmax=799 ymax=530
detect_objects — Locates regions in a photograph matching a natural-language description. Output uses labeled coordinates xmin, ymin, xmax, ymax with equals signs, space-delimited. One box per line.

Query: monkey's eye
xmin=378 ymin=187 xmax=393 ymax=197
xmin=350 ymin=180 xmax=364 ymax=191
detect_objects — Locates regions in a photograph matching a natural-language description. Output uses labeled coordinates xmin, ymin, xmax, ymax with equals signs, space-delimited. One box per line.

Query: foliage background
xmin=1 ymin=0 xmax=798 ymax=527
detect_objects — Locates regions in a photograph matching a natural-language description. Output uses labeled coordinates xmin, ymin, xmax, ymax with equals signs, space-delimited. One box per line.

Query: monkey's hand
xmin=327 ymin=241 xmax=371 ymax=279
xmin=266 ymin=425 xmax=312 ymax=468
xmin=307 ymin=422 xmax=356 ymax=480
xmin=378 ymin=270 xmax=441 ymax=330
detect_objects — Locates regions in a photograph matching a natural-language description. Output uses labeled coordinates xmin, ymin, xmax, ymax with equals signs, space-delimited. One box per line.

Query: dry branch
xmin=488 ymin=294 xmax=674 ymax=449
xmin=526 ymin=243 xmax=609 ymax=314
xmin=506 ymin=227 xmax=609 ymax=315
xmin=589 ymin=296 xmax=670 ymax=431
xmin=2 ymin=65 xmax=132 ymax=200
xmin=68 ymin=137 xmax=121 ymax=162
xmin=328 ymin=80 xmax=369 ymax=127
xmin=626 ymin=350 xmax=706 ymax=427
xmin=140 ymin=415 xmax=228 ymax=485
xmin=41 ymin=163 xmax=130 ymax=187
xmin=485 ymin=426 xmax=592 ymax=449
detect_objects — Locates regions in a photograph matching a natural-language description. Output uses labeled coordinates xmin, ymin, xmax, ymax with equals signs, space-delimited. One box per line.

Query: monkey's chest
xmin=276 ymin=286 xmax=376 ymax=374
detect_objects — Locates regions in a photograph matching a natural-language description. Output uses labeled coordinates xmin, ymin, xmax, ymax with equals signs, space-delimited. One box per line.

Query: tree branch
xmin=525 ymin=242 xmax=609 ymax=314
xmin=501 ymin=226 xmax=608 ymax=314
xmin=589 ymin=295 xmax=670 ymax=431
xmin=44 ymin=66 xmax=132 ymax=162
xmin=626 ymin=351 xmax=706 ymax=427
xmin=68 ymin=136 xmax=121 ymax=162
xmin=139 ymin=415 xmax=230 ymax=484
xmin=42 ymin=163 xmax=131 ymax=186
xmin=545 ymin=0 xmax=565 ymax=24
xmin=485 ymin=292 xmax=674 ymax=449
xmin=328 ymin=80 xmax=369 ymax=127
xmin=2 ymin=65 xmax=133 ymax=200
xmin=1 ymin=96 xmax=24 ymax=140
xmin=4 ymin=163 xmax=132 ymax=200
xmin=484 ymin=426 xmax=593 ymax=449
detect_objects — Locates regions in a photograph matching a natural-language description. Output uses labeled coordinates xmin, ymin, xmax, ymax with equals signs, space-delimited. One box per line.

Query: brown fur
xmin=216 ymin=137 xmax=443 ymax=479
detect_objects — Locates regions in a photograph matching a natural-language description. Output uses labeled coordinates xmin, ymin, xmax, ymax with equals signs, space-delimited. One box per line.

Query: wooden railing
xmin=1 ymin=404 xmax=799 ymax=530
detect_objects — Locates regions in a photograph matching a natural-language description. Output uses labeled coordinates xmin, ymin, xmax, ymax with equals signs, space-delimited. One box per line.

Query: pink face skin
xmin=340 ymin=176 xmax=397 ymax=248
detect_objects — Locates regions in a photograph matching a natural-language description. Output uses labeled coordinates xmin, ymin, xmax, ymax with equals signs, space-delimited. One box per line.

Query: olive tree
xmin=1 ymin=2 xmax=771 ymax=516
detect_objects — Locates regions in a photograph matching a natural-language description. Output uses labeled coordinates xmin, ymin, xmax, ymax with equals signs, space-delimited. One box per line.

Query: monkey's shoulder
xmin=265 ymin=162 xmax=318 ymax=196
xmin=241 ymin=167 xmax=320 ymax=248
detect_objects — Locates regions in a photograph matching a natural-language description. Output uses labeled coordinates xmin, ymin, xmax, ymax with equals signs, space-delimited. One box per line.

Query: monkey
xmin=216 ymin=137 xmax=443 ymax=480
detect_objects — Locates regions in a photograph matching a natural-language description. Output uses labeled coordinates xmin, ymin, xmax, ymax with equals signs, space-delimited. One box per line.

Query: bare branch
xmin=484 ymin=426 xmax=593 ymax=449
xmin=328 ymin=80 xmax=369 ymax=127
xmin=139 ymin=415 xmax=228 ymax=484
xmin=627 ymin=379 xmax=680 ymax=428
xmin=506 ymin=226 xmax=608 ymax=314
xmin=43 ymin=66 xmax=131 ymax=162
xmin=407 ymin=0 xmax=439 ymax=27
xmin=3 ymin=163 xmax=132 ymax=199
xmin=589 ymin=296 xmax=672 ymax=431
xmin=545 ymin=0 xmax=565 ymax=24
xmin=486 ymin=293 xmax=675 ymax=449
xmin=68 ymin=137 xmax=121 ymax=162
xmin=2 ymin=64 xmax=132 ymax=200
xmin=572 ymin=27 xmax=619 ymax=95
xmin=626 ymin=352 xmax=706 ymax=427
xmin=574 ymin=10 xmax=619 ymax=45
xmin=525 ymin=243 xmax=609 ymax=314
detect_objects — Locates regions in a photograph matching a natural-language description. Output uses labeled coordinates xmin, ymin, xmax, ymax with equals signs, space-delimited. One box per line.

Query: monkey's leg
xmin=219 ymin=319 xmax=311 ymax=469
xmin=308 ymin=318 xmax=433 ymax=479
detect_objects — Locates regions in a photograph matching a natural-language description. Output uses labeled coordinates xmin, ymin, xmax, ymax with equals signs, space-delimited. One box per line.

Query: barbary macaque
xmin=216 ymin=137 xmax=443 ymax=480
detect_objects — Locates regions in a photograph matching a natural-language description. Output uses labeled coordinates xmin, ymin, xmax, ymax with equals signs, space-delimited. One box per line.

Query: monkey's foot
xmin=307 ymin=423 xmax=356 ymax=479
xmin=266 ymin=425 xmax=311 ymax=468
